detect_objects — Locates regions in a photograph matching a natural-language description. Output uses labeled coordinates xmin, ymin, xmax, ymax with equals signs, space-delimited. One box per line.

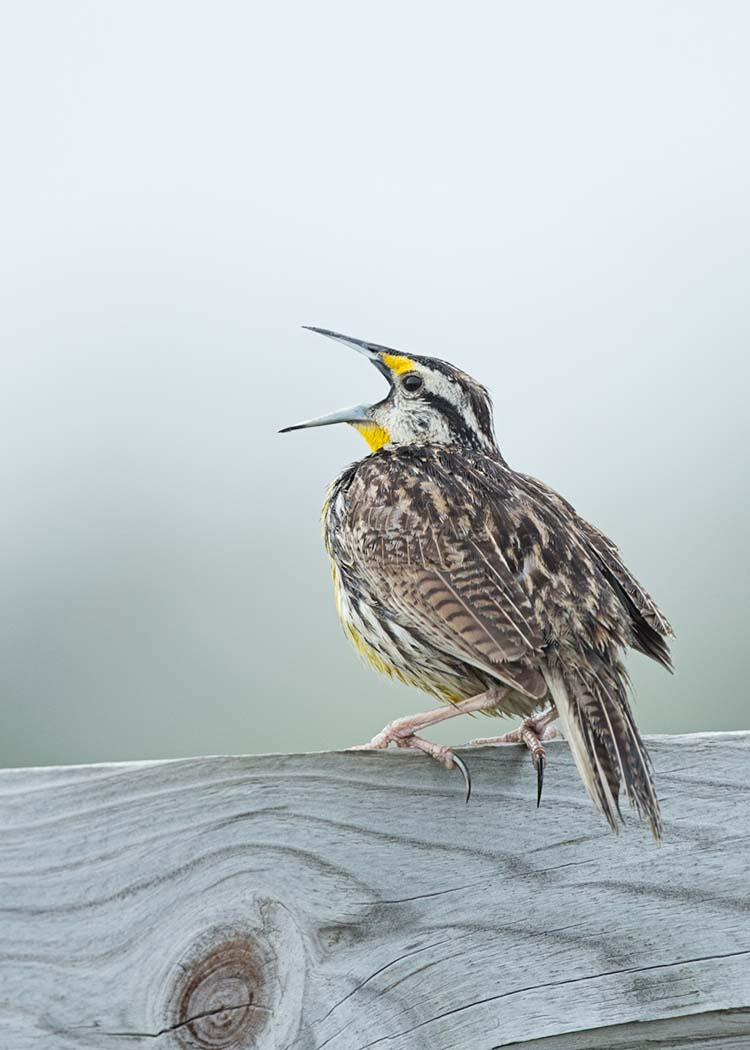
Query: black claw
xmin=453 ymin=753 xmax=472 ymax=803
xmin=536 ymin=753 xmax=545 ymax=808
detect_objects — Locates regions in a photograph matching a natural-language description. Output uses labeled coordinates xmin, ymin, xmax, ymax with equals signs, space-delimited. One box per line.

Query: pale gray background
xmin=0 ymin=2 xmax=747 ymax=768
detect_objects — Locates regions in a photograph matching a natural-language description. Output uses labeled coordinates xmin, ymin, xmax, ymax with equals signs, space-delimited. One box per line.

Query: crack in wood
xmin=101 ymin=1000 xmax=266 ymax=1040
xmin=312 ymin=938 xmax=453 ymax=1045
xmin=352 ymin=950 xmax=750 ymax=1050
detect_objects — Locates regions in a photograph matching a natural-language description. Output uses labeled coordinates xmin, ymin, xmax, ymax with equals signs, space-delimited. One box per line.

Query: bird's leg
xmin=469 ymin=707 xmax=559 ymax=807
xmin=349 ymin=687 xmax=509 ymax=801
xmin=470 ymin=707 xmax=559 ymax=747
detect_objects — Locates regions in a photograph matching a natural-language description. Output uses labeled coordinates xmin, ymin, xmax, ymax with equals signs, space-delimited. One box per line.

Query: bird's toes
xmin=347 ymin=732 xmax=391 ymax=751
xmin=414 ymin=742 xmax=472 ymax=802
xmin=428 ymin=743 xmax=459 ymax=768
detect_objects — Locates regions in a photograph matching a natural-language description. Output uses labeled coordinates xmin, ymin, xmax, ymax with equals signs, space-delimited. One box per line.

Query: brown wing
xmin=518 ymin=472 xmax=674 ymax=669
xmin=577 ymin=518 xmax=675 ymax=637
xmin=351 ymin=507 xmax=547 ymax=699
xmin=574 ymin=519 xmax=674 ymax=670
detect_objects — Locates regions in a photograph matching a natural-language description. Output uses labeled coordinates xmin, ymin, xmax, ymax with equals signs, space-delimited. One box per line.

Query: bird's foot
xmin=348 ymin=719 xmax=472 ymax=801
xmin=469 ymin=713 xmax=558 ymax=808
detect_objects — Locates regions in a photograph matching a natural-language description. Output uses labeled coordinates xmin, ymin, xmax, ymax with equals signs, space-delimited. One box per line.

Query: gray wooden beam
xmin=0 ymin=733 xmax=748 ymax=1049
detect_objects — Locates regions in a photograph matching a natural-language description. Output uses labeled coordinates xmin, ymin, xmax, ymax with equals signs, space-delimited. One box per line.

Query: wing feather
xmin=347 ymin=489 xmax=547 ymax=699
xmin=578 ymin=518 xmax=675 ymax=638
xmin=518 ymin=471 xmax=674 ymax=669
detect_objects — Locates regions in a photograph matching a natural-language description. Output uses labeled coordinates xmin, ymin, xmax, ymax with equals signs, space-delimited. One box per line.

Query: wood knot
xmin=174 ymin=937 xmax=265 ymax=1049
xmin=164 ymin=904 xmax=305 ymax=1049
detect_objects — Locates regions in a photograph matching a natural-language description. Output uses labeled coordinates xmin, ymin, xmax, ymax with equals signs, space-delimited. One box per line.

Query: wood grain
xmin=0 ymin=733 xmax=748 ymax=1049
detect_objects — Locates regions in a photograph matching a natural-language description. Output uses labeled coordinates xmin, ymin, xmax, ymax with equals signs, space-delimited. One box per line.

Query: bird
xmin=281 ymin=327 xmax=674 ymax=838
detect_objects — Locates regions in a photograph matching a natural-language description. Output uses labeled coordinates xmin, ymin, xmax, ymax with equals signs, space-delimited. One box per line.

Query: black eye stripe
xmin=394 ymin=356 xmax=496 ymax=448
xmin=420 ymin=391 xmax=480 ymax=446
xmin=425 ymin=373 xmax=494 ymax=443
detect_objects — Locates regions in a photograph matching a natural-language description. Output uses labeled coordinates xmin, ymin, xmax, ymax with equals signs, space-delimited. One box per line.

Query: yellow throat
xmin=351 ymin=421 xmax=391 ymax=451
xmin=348 ymin=353 xmax=416 ymax=451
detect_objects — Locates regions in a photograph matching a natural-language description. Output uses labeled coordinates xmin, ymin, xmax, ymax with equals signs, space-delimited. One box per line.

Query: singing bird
xmin=281 ymin=328 xmax=674 ymax=837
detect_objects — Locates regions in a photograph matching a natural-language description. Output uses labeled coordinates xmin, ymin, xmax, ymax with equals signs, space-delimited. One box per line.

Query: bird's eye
xmin=402 ymin=373 xmax=423 ymax=393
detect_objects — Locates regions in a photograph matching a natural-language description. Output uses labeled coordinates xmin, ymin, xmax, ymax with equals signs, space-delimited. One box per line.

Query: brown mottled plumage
xmin=282 ymin=328 xmax=674 ymax=838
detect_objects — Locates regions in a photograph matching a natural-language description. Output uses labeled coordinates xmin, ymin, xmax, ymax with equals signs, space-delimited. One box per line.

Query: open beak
xmin=300 ymin=326 xmax=398 ymax=380
xmin=279 ymin=326 xmax=393 ymax=434
xmin=279 ymin=402 xmax=371 ymax=434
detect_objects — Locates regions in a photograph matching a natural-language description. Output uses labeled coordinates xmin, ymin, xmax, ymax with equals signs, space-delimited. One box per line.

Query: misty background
xmin=0 ymin=2 xmax=747 ymax=769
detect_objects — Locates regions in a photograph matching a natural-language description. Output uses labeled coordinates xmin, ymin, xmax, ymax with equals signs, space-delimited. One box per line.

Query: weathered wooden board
xmin=0 ymin=733 xmax=748 ymax=1049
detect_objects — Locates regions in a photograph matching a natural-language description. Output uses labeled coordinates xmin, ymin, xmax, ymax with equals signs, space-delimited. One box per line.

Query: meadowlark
xmin=281 ymin=327 xmax=674 ymax=837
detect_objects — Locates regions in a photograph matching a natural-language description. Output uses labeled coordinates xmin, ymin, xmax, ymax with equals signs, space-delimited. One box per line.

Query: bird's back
xmin=326 ymin=445 xmax=669 ymax=658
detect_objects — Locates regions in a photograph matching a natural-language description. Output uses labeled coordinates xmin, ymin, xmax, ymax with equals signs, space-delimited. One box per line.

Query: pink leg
xmin=349 ymin=687 xmax=508 ymax=801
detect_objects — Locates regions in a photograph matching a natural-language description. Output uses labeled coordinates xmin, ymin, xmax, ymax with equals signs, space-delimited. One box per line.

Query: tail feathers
xmin=544 ymin=659 xmax=662 ymax=840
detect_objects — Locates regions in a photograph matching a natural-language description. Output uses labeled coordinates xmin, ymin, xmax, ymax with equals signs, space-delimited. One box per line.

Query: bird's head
xmin=280 ymin=327 xmax=498 ymax=454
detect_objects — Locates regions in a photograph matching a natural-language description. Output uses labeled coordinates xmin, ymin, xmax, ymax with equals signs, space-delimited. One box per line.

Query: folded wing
xmin=350 ymin=502 xmax=547 ymax=699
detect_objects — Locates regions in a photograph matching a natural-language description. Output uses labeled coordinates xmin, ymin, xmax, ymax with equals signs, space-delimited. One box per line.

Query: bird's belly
xmin=331 ymin=563 xmax=480 ymax=703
